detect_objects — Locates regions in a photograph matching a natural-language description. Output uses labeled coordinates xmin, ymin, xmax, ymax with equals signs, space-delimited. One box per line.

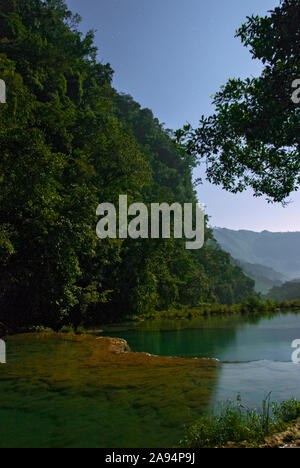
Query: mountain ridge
xmin=213 ymin=227 xmax=300 ymax=288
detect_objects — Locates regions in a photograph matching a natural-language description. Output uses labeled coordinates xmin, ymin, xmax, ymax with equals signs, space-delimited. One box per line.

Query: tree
xmin=176 ymin=0 xmax=300 ymax=203
xmin=0 ymin=0 xmax=256 ymax=329
xmin=268 ymin=280 xmax=300 ymax=301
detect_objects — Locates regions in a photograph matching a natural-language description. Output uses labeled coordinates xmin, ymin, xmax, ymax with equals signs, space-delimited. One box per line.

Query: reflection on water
xmin=214 ymin=360 xmax=300 ymax=407
xmin=102 ymin=312 xmax=300 ymax=407
xmin=102 ymin=313 xmax=300 ymax=362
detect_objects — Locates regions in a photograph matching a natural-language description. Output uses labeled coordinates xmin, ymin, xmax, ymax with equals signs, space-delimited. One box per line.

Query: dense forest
xmin=0 ymin=0 xmax=255 ymax=330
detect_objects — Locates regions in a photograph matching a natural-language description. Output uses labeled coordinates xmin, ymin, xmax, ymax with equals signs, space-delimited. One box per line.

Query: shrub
xmin=59 ymin=325 xmax=75 ymax=334
xmin=29 ymin=326 xmax=54 ymax=334
xmin=272 ymin=399 xmax=300 ymax=423
xmin=180 ymin=395 xmax=300 ymax=448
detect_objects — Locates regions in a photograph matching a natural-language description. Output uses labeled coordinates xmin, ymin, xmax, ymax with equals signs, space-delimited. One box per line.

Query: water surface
xmin=102 ymin=312 xmax=300 ymax=406
xmin=1 ymin=311 xmax=300 ymax=448
xmin=0 ymin=333 xmax=217 ymax=448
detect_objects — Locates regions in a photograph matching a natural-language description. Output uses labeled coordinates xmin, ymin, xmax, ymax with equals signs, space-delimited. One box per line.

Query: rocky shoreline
xmin=262 ymin=421 xmax=300 ymax=449
xmin=223 ymin=420 xmax=300 ymax=449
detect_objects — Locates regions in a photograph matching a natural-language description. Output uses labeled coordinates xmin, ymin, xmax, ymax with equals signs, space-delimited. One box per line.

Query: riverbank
xmin=131 ymin=298 xmax=300 ymax=323
xmin=2 ymin=298 xmax=300 ymax=337
xmin=261 ymin=420 xmax=300 ymax=448
xmin=180 ymin=397 xmax=300 ymax=449
xmin=224 ymin=420 xmax=300 ymax=448
xmin=213 ymin=420 xmax=300 ymax=448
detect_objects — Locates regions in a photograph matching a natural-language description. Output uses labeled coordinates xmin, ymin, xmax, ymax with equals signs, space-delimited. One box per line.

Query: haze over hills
xmin=231 ymin=259 xmax=287 ymax=295
xmin=213 ymin=228 xmax=300 ymax=294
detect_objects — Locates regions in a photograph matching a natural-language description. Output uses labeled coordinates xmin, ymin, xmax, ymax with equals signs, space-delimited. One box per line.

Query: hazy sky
xmin=66 ymin=0 xmax=300 ymax=232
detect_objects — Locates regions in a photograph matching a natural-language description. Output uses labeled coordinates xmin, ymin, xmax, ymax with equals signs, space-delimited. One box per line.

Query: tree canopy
xmin=176 ymin=0 xmax=300 ymax=203
xmin=0 ymin=0 xmax=255 ymax=329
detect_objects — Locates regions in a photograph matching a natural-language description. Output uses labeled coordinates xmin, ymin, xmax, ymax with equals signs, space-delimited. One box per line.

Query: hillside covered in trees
xmin=0 ymin=0 xmax=255 ymax=330
xmin=268 ymin=280 xmax=300 ymax=301
xmin=214 ymin=228 xmax=300 ymax=279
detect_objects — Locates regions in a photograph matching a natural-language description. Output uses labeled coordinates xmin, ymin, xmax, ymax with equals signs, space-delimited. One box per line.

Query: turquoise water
xmin=0 ymin=312 xmax=300 ymax=447
xmin=102 ymin=312 xmax=300 ymax=406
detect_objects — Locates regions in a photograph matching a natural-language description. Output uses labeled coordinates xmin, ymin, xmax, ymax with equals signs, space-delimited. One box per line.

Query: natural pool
xmin=101 ymin=312 xmax=300 ymax=407
xmin=0 ymin=333 xmax=217 ymax=448
xmin=0 ymin=311 xmax=299 ymax=448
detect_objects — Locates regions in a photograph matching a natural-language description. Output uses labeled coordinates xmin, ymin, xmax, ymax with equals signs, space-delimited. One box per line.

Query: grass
xmin=180 ymin=395 xmax=300 ymax=448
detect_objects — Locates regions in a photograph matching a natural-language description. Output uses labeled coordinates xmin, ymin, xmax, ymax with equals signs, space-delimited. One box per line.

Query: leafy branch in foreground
xmin=176 ymin=0 xmax=300 ymax=203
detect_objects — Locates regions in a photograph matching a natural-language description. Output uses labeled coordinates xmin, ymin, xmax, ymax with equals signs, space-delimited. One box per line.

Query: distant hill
xmin=268 ymin=280 xmax=300 ymax=301
xmin=231 ymin=259 xmax=287 ymax=295
xmin=213 ymin=228 xmax=300 ymax=279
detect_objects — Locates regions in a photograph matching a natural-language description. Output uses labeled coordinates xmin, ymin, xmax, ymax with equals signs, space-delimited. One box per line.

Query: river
xmin=0 ymin=311 xmax=299 ymax=447
xmin=102 ymin=311 xmax=300 ymax=406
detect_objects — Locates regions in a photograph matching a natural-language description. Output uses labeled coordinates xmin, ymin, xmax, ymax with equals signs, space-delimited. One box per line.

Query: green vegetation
xmin=0 ymin=0 xmax=256 ymax=331
xmin=232 ymin=259 xmax=286 ymax=295
xmin=268 ymin=281 xmax=300 ymax=301
xmin=28 ymin=325 xmax=54 ymax=334
xmin=180 ymin=396 xmax=300 ymax=448
xmin=59 ymin=325 xmax=76 ymax=334
xmin=273 ymin=399 xmax=300 ymax=423
xmin=1 ymin=0 xmax=299 ymax=452
xmin=177 ymin=0 xmax=300 ymax=203
xmin=133 ymin=298 xmax=300 ymax=322
xmin=59 ymin=325 xmax=86 ymax=334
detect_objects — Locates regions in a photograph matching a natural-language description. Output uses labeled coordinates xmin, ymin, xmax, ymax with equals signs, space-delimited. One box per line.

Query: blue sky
xmin=67 ymin=0 xmax=300 ymax=232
